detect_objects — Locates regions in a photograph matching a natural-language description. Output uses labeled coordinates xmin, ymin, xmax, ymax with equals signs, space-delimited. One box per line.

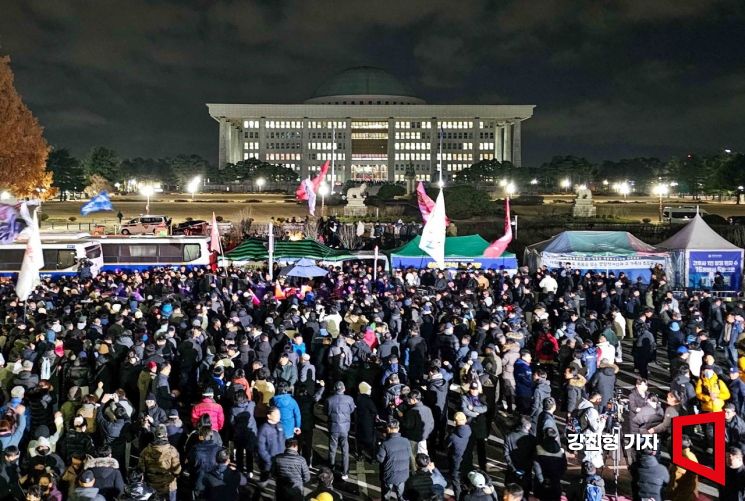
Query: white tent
xmin=657 ymin=214 xmax=743 ymax=290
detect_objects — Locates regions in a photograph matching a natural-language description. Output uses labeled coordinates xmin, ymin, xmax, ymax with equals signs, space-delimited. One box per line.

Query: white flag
xmin=15 ymin=204 xmax=45 ymax=301
xmin=418 ymin=189 xmax=447 ymax=269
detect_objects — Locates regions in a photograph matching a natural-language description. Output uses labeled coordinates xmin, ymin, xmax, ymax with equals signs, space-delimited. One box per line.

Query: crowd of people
xmin=0 ymin=259 xmax=744 ymax=501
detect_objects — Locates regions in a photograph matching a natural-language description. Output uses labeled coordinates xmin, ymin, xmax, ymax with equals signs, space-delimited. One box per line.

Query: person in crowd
xmin=272 ymin=438 xmax=311 ymax=499
xmin=325 ymin=381 xmax=355 ymax=479
xmin=630 ymin=449 xmax=670 ymax=501
xmin=377 ymin=419 xmax=410 ymax=500
xmin=721 ymin=446 xmax=745 ymax=501
xmin=667 ymin=435 xmax=698 ymax=501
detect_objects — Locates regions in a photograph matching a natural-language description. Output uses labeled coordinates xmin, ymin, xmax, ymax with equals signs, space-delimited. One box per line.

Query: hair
xmin=728 ymin=446 xmax=743 ymax=457
xmin=409 ymin=389 xmax=421 ymax=401
xmin=415 ymin=453 xmax=431 ymax=469
xmin=582 ymin=462 xmax=597 ymax=475
xmin=285 ymin=438 xmax=299 ymax=449
xmin=504 ymin=483 xmax=524 ymax=498
xmin=276 ymin=381 xmax=290 ymax=395
xmin=216 ymin=449 xmax=230 ymax=464
xmin=198 ymin=426 xmax=213 ymax=441
xmin=96 ymin=445 xmax=112 ymax=458
xmin=317 ymin=466 xmax=334 ymax=487
xmin=3 ymin=445 xmax=18 ymax=456
xmin=543 ymin=397 xmax=556 ymax=411
xmin=26 ymin=486 xmax=43 ymax=498
xmin=535 ymin=368 xmax=547 ymax=379
xmin=519 ymin=416 xmax=532 ymax=432
xmin=519 ymin=349 xmax=531 ymax=357
xmin=647 ymin=394 xmax=659 ymax=405
xmin=681 ymin=435 xmax=692 ymax=449
xmin=387 ymin=418 xmax=400 ymax=431
xmin=635 ymin=377 xmax=647 ymax=386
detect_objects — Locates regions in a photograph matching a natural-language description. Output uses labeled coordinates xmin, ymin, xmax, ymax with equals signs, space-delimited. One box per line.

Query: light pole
xmin=188 ymin=176 xmax=202 ymax=201
xmin=505 ymin=182 xmax=517 ymax=198
xmin=318 ymin=183 xmax=329 ymax=216
xmin=140 ymin=184 xmax=155 ymax=214
xmin=561 ymin=178 xmax=571 ymax=193
xmin=256 ymin=177 xmax=266 ymax=193
xmin=654 ymin=183 xmax=669 ymax=222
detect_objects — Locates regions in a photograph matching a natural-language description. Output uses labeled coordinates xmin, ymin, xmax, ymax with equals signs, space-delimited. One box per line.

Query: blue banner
xmin=688 ymin=250 xmax=743 ymax=290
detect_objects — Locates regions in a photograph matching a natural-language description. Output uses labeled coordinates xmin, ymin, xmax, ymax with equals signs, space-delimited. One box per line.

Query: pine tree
xmin=0 ymin=56 xmax=52 ymax=197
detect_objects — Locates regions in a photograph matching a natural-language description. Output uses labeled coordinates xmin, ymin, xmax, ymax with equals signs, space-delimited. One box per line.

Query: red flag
xmin=484 ymin=198 xmax=512 ymax=257
xmin=296 ymin=160 xmax=330 ymax=201
xmin=416 ymin=182 xmax=450 ymax=225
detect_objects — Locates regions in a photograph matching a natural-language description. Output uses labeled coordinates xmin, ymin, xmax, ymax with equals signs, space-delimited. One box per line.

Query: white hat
xmin=358 ymin=381 xmax=372 ymax=395
xmin=10 ymin=386 xmax=24 ymax=398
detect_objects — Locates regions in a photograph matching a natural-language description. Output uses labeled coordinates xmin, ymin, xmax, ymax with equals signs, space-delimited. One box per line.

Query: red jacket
xmin=536 ymin=332 xmax=559 ymax=362
xmin=191 ymin=398 xmax=225 ymax=431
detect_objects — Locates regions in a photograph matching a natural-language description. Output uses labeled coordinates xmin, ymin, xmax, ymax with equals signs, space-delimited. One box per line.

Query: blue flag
xmin=81 ymin=191 xmax=113 ymax=215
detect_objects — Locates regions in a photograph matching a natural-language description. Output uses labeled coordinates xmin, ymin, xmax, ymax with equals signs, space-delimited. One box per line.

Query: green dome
xmin=307 ymin=66 xmax=423 ymax=103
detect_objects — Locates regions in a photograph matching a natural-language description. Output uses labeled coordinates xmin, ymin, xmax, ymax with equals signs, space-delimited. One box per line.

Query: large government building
xmin=207 ymin=67 xmax=534 ymax=185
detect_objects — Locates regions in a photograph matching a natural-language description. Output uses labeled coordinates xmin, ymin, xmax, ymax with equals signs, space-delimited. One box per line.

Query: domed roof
xmin=307 ymin=66 xmax=423 ymax=103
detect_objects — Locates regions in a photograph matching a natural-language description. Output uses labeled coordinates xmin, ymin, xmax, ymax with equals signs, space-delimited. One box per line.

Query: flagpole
xmin=331 ymin=127 xmax=336 ymax=194
xmin=268 ymin=222 xmax=274 ymax=281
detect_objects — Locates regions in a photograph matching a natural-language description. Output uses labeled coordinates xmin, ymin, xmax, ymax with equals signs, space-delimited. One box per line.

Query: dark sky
xmin=2 ymin=0 xmax=744 ymax=167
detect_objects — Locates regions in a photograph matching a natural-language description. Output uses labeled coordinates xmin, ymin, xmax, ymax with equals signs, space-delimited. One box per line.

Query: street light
xmin=0 ymin=191 xmax=10 ymax=201
xmin=505 ymin=182 xmax=517 ymax=197
xmin=187 ymin=176 xmax=202 ymax=201
xmin=618 ymin=182 xmax=630 ymax=200
xmin=140 ymin=184 xmax=155 ymax=214
xmin=318 ymin=183 xmax=329 ymax=215
xmin=499 ymin=179 xmax=508 ymax=187
xmin=530 ymin=178 xmax=538 ymax=185
xmin=114 ymin=182 xmax=121 ymax=192
xmin=653 ymin=183 xmax=669 ymax=222
xmin=256 ymin=177 xmax=266 ymax=193
xmin=437 ymin=180 xmax=445 ymax=189
xmin=561 ymin=178 xmax=571 ymax=193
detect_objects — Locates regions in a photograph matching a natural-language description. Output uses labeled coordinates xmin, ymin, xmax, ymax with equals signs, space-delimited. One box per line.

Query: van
xmin=120 ymin=215 xmax=170 ymax=235
xmin=662 ymin=206 xmax=707 ymax=224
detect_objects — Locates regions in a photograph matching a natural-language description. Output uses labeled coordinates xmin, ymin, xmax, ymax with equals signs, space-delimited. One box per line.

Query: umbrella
xmin=279 ymin=258 xmax=328 ymax=278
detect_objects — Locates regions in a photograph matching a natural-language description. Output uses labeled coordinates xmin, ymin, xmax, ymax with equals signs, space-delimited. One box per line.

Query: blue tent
xmin=525 ymin=231 xmax=669 ymax=282
xmin=389 ymin=235 xmax=518 ymax=271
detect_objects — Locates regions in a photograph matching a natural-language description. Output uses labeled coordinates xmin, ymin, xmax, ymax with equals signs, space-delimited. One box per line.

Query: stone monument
xmin=404 ymin=163 xmax=416 ymax=195
xmin=344 ymin=183 xmax=368 ymax=216
xmin=572 ymin=185 xmax=596 ymax=218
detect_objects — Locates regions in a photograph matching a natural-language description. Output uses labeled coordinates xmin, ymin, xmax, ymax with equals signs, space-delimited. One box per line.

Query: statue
xmin=344 ymin=183 xmax=368 ymax=216
xmin=572 ymin=185 xmax=596 ymax=218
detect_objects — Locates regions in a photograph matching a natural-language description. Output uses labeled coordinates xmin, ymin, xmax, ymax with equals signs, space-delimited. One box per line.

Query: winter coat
xmin=696 ymin=373 xmax=731 ymax=412
xmin=720 ymin=465 xmax=745 ymax=501
xmin=257 ymin=422 xmax=285 ymax=470
xmin=229 ymin=401 xmax=257 ymax=440
xmin=501 ymin=344 xmax=520 ymax=387
xmin=514 ymin=358 xmax=533 ymax=397
xmin=667 ymin=448 xmax=698 ymax=501
xmin=631 ymin=454 xmax=670 ymax=501
xmin=271 ymin=449 xmax=311 ymax=499
xmin=326 ymin=393 xmax=356 ymax=434
xmin=355 ymin=394 xmax=378 ymax=442
xmin=424 ymin=377 xmax=449 ymax=413
xmin=377 ymin=432 xmax=411 ymax=486
xmin=726 ymin=415 xmax=745 ymax=449
xmin=272 ymin=363 xmax=298 ymax=388
xmin=401 ymin=401 xmax=434 ymax=443
xmin=271 ymin=393 xmax=301 ymax=439
xmin=71 ymin=486 xmax=106 ymax=501
xmin=448 ymin=424 xmax=472 ymax=471
xmin=462 ymin=394 xmax=488 ymax=439
xmin=565 ymin=375 xmax=586 ymax=414
xmin=60 ymin=429 xmax=94 ymax=462
xmin=531 ymin=379 xmax=552 ymax=419
xmin=201 ymin=464 xmax=246 ymax=501
xmin=504 ymin=429 xmax=536 ymax=473
xmin=85 ymin=457 xmax=125 ymax=501
xmin=191 ymin=398 xmax=224 ymax=431
xmin=140 ymin=440 xmax=182 ymax=494
xmin=533 ymin=445 xmax=567 ymax=501
xmin=590 ymin=362 xmax=619 ymax=409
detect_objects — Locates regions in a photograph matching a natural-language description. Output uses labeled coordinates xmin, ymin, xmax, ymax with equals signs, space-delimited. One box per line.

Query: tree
xmin=119 ymin=157 xmax=170 ymax=182
xmin=167 ymin=154 xmax=211 ymax=187
xmin=48 ymin=148 xmax=85 ymax=199
xmin=457 ymin=159 xmax=514 ymax=183
xmin=597 ymin=158 xmax=665 ymax=187
xmin=0 ymin=55 xmax=52 ymax=196
xmin=214 ymin=159 xmax=299 ymax=184
xmin=84 ymin=174 xmax=113 ymax=197
xmin=540 ymin=155 xmax=597 ymax=188
xmin=83 ymin=146 xmax=120 ymax=181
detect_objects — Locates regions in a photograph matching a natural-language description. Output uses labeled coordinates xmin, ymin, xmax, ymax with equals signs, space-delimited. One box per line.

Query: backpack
xmin=565 ymin=406 xmax=590 ymax=438
xmin=584 ymin=475 xmax=603 ymax=501
xmin=540 ymin=338 xmax=555 ymax=356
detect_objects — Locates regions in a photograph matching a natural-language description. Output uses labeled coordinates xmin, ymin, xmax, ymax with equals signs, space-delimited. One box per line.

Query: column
xmin=430 ymin=118 xmax=438 ymax=183
xmin=495 ymin=125 xmax=504 ymax=162
xmin=512 ymin=121 xmax=522 ymax=167
xmin=258 ymin=118 xmax=267 ymax=165
xmin=218 ymin=119 xmax=228 ymax=168
xmin=230 ymin=124 xmax=241 ymax=164
xmin=301 ymin=118 xmax=310 ymax=179
xmin=503 ymin=123 xmax=513 ymax=164
xmin=386 ymin=118 xmax=395 ymax=182
xmin=344 ymin=118 xmax=352 ymax=184
xmin=471 ymin=119 xmax=479 ymax=165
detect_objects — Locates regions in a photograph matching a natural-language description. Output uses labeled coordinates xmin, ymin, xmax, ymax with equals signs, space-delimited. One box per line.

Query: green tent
xmin=389 ymin=234 xmax=517 ymax=270
xmin=225 ymin=239 xmax=268 ymax=261
xmin=226 ymin=238 xmax=355 ymax=263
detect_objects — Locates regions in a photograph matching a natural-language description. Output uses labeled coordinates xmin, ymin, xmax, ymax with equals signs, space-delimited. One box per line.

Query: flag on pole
xmin=484 ymin=197 xmax=513 ymax=257
xmin=303 ymin=178 xmax=317 ymax=216
xmin=274 ymin=283 xmax=286 ymax=300
xmin=209 ymin=212 xmax=221 ymax=254
xmin=416 ymin=182 xmax=450 ymax=225
xmin=15 ymin=204 xmax=44 ymax=301
xmin=295 ymin=160 xmax=330 ymax=206
xmin=418 ymin=189 xmax=447 ymax=269
xmin=80 ymin=191 xmax=113 ymax=216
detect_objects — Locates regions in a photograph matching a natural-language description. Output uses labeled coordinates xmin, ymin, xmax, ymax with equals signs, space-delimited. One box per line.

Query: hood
xmin=599 ymin=362 xmax=620 ymax=374
xmin=505 ymin=331 xmax=524 ymax=341
xmin=85 ymin=456 xmax=120 ymax=470
xmin=569 ymin=375 xmax=587 ymax=388
xmin=577 ymin=399 xmax=595 ymax=411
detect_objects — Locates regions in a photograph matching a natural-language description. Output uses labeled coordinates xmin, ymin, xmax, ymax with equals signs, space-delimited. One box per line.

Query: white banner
xmin=541 ymin=252 xmax=668 ymax=270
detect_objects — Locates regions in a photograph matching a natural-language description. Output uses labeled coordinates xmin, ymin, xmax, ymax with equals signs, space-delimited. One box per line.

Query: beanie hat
xmin=454 ymin=411 xmax=467 ymax=425
xmin=154 ymin=424 xmax=168 ymax=440
xmin=11 ymin=386 xmax=24 ymax=399
xmin=358 ymin=382 xmax=372 ymax=395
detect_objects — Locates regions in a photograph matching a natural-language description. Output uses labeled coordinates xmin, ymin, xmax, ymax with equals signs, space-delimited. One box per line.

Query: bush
xmin=511 ymin=195 xmax=544 ymax=205
xmin=243 ymin=199 xmax=262 ymax=203
xmin=68 ymin=216 xmax=77 ymax=222
xmin=185 ymin=217 xmax=193 ymax=222
xmin=642 ymin=218 xmax=652 ymax=224
xmin=40 ymin=213 xmax=49 ymax=222
xmin=376 ymin=183 xmax=406 ymax=201
xmin=420 ymin=185 xmax=493 ymax=219
xmin=216 ymin=216 xmax=224 ymax=222
xmin=174 ymin=199 xmax=189 ymax=202
xmin=703 ymin=214 xmax=728 ymax=226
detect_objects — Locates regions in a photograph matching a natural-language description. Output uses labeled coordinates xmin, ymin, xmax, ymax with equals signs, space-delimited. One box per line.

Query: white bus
xmin=92 ymin=235 xmax=212 ymax=271
xmin=662 ymin=206 xmax=708 ymax=224
xmin=0 ymin=239 xmax=103 ymax=278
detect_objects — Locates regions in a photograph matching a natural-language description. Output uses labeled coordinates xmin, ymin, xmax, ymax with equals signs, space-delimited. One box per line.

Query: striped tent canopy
xmin=226 ymin=238 xmax=355 ymax=262
xmin=225 ymin=239 xmax=268 ymax=261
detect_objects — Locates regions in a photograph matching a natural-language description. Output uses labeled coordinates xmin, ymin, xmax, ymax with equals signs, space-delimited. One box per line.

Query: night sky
xmin=2 ymin=0 xmax=744 ymax=166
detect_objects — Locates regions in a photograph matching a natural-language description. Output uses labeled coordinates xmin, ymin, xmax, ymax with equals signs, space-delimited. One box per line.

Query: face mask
xmin=705 ymin=370 xmax=714 ymax=378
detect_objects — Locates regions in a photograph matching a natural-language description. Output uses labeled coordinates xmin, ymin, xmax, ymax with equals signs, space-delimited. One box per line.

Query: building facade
xmin=207 ymin=67 xmax=534 ymax=185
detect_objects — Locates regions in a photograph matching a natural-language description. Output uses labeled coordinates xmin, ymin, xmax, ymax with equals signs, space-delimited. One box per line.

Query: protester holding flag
xmin=15 ymin=203 xmax=44 ymax=302
xmin=418 ymin=189 xmax=447 ymax=269
xmin=80 ymin=191 xmax=113 ymax=216
xmin=296 ymin=160 xmax=330 ymax=216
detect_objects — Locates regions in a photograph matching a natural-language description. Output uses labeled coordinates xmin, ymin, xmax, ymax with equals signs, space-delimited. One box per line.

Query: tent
xmin=279 ymin=258 xmax=329 ymax=278
xmin=389 ymin=234 xmax=518 ymax=271
xmin=657 ymin=214 xmax=743 ymax=290
xmin=524 ymin=231 xmax=669 ymax=282
xmin=226 ymin=238 xmax=355 ymax=264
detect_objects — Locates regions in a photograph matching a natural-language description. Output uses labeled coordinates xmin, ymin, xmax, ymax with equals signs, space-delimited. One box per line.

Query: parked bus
xmin=0 ymin=239 xmax=103 ymax=278
xmin=662 ymin=206 xmax=708 ymax=223
xmin=92 ymin=235 xmax=212 ymax=271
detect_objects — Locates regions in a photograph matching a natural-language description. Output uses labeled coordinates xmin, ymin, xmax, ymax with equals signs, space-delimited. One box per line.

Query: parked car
xmin=120 ymin=215 xmax=171 ymax=235
xmin=729 ymin=216 xmax=745 ymax=225
xmin=172 ymin=219 xmax=208 ymax=235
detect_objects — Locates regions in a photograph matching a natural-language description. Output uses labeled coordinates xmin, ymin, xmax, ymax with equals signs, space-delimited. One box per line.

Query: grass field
xmin=38 ymin=192 xmax=745 ymax=232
